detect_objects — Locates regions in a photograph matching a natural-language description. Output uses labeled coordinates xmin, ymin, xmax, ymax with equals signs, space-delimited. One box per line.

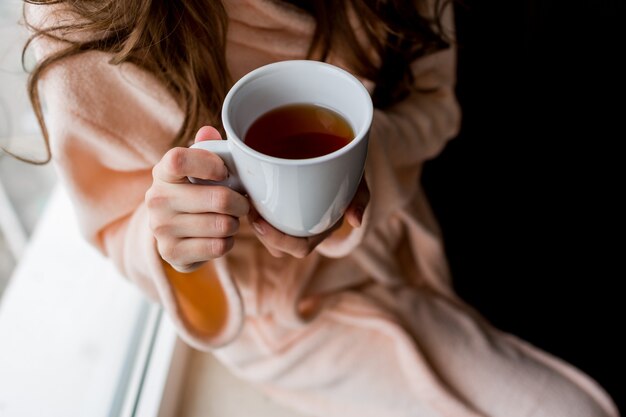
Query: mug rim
xmin=221 ymin=60 xmax=373 ymax=166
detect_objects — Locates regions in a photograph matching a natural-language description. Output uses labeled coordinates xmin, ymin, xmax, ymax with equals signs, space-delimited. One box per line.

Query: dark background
xmin=422 ymin=0 xmax=624 ymax=413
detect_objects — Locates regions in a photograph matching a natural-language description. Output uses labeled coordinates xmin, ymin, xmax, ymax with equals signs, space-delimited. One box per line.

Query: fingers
xmin=152 ymin=213 xmax=240 ymax=239
xmin=248 ymin=209 xmax=341 ymax=259
xmin=146 ymin=183 xmax=250 ymax=217
xmin=148 ymin=125 xmax=242 ymax=272
xmin=158 ymin=237 xmax=235 ymax=273
xmin=250 ymin=216 xmax=311 ymax=258
xmin=153 ymin=147 xmax=228 ymax=184
xmin=345 ymin=177 xmax=370 ymax=228
xmin=194 ymin=126 xmax=222 ymax=143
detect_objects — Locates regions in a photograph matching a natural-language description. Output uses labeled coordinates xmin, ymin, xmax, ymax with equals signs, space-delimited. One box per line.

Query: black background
xmin=423 ymin=0 xmax=624 ymax=413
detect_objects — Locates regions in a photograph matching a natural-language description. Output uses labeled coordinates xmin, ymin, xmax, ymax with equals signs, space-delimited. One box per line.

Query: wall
xmin=423 ymin=0 xmax=624 ymax=412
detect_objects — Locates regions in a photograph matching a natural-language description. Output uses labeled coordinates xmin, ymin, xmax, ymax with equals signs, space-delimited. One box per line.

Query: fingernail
xmin=252 ymin=220 xmax=265 ymax=235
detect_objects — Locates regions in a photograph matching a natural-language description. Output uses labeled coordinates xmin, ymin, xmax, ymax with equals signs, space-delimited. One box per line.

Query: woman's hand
xmin=247 ymin=178 xmax=370 ymax=258
xmin=146 ymin=126 xmax=250 ymax=273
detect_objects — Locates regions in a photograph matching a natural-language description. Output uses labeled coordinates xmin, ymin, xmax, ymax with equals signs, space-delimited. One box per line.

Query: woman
xmin=22 ymin=0 xmax=618 ymax=415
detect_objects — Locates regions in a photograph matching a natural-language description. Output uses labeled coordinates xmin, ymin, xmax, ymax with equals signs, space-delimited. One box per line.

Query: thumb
xmin=194 ymin=126 xmax=222 ymax=143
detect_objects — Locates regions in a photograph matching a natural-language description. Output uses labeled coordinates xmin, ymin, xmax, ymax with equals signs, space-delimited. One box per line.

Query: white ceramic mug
xmin=190 ymin=60 xmax=373 ymax=237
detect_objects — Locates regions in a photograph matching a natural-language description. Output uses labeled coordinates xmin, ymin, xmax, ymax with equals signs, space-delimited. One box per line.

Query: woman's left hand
xmin=247 ymin=177 xmax=370 ymax=258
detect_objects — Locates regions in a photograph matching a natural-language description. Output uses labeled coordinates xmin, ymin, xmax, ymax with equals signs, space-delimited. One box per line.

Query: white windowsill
xmin=0 ymin=186 xmax=187 ymax=417
xmin=0 ymin=184 xmax=310 ymax=417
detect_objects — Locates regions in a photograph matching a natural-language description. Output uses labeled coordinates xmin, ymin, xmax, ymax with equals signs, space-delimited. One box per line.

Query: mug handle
xmin=188 ymin=140 xmax=245 ymax=193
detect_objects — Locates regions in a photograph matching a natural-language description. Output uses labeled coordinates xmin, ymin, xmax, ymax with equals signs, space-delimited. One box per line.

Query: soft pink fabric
xmin=28 ymin=0 xmax=618 ymax=416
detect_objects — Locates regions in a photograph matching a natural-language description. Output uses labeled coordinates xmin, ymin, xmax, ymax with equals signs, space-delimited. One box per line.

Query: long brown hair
xmin=19 ymin=0 xmax=450 ymax=164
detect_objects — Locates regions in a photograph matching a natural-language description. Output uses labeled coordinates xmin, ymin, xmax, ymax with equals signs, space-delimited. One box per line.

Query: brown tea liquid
xmin=244 ymin=103 xmax=354 ymax=159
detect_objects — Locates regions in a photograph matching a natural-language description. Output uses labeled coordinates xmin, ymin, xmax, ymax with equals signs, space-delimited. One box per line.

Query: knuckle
xmin=146 ymin=194 xmax=168 ymax=210
xmin=294 ymin=250 xmax=310 ymax=259
xmin=292 ymin=241 xmax=311 ymax=259
xmin=145 ymin=188 xmax=168 ymax=210
xmin=276 ymin=234 xmax=305 ymax=258
xmin=147 ymin=214 xmax=159 ymax=233
xmin=215 ymin=215 xmax=239 ymax=236
xmin=207 ymin=154 xmax=227 ymax=177
xmin=210 ymin=238 xmax=232 ymax=257
xmin=158 ymin=239 xmax=178 ymax=262
xmin=164 ymin=148 xmax=187 ymax=176
xmin=210 ymin=188 xmax=231 ymax=212
xmin=152 ymin=223 xmax=172 ymax=239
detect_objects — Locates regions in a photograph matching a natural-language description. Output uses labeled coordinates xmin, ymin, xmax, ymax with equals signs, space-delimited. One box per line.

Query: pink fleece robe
xmin=28 ymin=0 xmax=619 ymax=416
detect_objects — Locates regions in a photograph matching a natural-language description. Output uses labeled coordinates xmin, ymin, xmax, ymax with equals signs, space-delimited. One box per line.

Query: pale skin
xmin=146 ymin=126 xmax=370 ymax=273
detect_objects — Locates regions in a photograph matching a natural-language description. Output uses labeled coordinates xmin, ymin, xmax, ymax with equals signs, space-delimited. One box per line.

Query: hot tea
xmin=244 ymin=103 xmax=354 ymax=159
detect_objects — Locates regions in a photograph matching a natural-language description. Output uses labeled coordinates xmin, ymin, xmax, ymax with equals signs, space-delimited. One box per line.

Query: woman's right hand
xmin=145 ymin=126 xmax=250 ymax=273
